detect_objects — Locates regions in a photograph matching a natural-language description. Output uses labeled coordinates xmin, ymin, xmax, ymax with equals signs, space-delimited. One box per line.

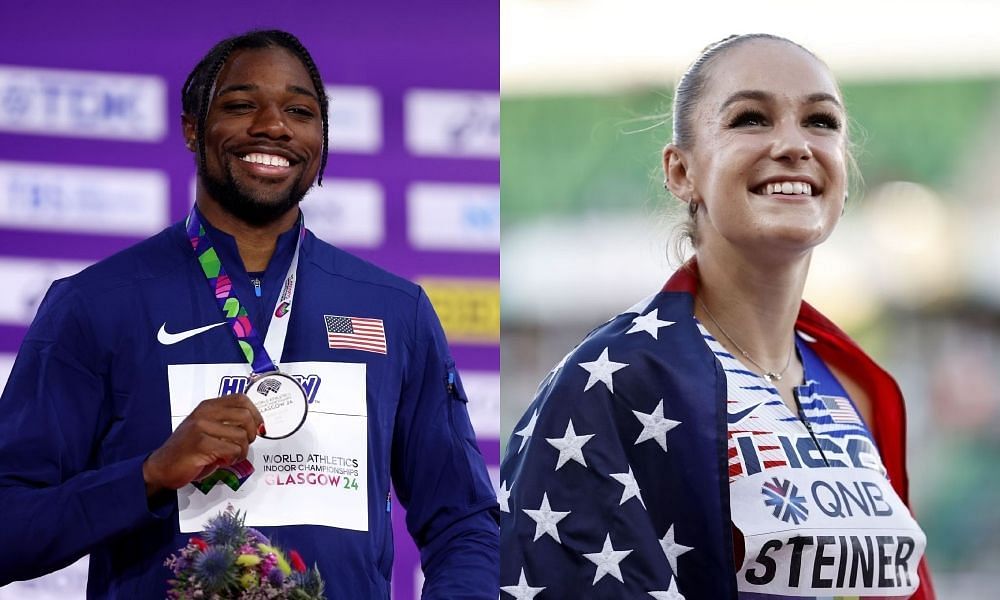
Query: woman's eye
xmin=288 ymin=107 xmax=316 ymax=117
xmin=807 ymin=113 xmax=841 ymax=130
xmin=729 ymin=110 xmax=768 ymax=128
xmin=223 ymin=102 xmax=253 ymax=112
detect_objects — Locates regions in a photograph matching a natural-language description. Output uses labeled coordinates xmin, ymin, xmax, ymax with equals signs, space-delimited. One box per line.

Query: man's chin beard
xmin=200 ymin=166 xmax=308 ymax=228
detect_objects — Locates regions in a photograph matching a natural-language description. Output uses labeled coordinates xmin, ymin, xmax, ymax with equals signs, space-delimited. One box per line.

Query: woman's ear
xmin=663 ymin=143 xmax=695 ymax=203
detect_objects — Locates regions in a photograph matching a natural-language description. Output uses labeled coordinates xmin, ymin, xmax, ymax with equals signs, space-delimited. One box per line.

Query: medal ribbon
xmin=185 ymin=207 xmax=306 ymax=493
xmin=185 ymin=206 xmax=305 ymax=374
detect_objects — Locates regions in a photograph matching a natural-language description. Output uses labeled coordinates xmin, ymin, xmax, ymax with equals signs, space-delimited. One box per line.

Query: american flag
xmin=501 ymin=304 xmax=728 ymax=598
xmin=820 ymin=394 xmax=862 ymax=425
xmin=324 ymin=315 xmax=387 ymax=354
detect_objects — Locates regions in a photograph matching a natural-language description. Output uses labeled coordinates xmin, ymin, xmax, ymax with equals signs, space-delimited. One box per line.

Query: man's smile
xmin=240 ymin=152 xmax=291 ymax=167
xmin=236 ymin=152 xmax=295 ymax=178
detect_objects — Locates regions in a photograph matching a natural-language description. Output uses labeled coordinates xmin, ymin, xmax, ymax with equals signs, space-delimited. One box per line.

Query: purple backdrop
xmin=0 ymin=2 xmax=499 ymax=598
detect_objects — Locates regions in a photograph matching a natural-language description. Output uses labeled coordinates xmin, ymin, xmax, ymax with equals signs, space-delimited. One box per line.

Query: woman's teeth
xmin=760 ymin=181 xmax=812 ymax=195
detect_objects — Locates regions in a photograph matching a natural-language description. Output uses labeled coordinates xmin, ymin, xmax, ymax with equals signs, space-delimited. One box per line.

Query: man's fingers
xmin=199 ymin=421 xmax=251 ymax=462
xmin=239 ymin=395 xmax=265 ymax=428
xmin=215 ymin=394 xmax=265 ymax=428
xmin=212 ymin=407 xmax=262 ymax=444
xmin=191 ymin=401 xmax=262 ymax=443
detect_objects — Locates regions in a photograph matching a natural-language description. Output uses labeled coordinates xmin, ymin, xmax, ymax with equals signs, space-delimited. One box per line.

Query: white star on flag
xmin=498 ymin=480 xmax=511 ymax=513
xmin=501 ymin=568 xmax=545 ymax=600
xmin=648 ymin=577 xmax=685 ymax=600
xmin=610 ymin=466 xmax=645 ymax=508
xmin=583 ymin=533 xmax=633 ymax=584
xmin=578 ymin=347 xmax=628 ymax=393
xmin=626 ymin=309 xmax=675 ymax=339
xmin=513 ymin=409 xmax=539 ymax=453
xmin=633 ymin=399 xmax=681 ymax=452
xmin=546 ymin=419 xmax=595 ymax=470
xmin=522 ymin=492 xmax=571 ymax=543
xmin=659 ymin=524 xmax=693 ymax=574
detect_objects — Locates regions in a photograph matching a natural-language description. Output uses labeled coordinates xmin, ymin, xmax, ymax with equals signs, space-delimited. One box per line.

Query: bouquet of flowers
xmin=165 ymin=509 xmax=325 ymax=599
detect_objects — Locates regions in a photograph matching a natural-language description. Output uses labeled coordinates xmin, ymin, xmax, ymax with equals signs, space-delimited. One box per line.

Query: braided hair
xmin=181 ymin=30 xmax=329 ymax=185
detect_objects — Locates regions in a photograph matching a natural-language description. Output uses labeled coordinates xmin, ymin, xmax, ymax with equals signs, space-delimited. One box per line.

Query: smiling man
xmin=0 ymin=30 xmax=498 ymax=599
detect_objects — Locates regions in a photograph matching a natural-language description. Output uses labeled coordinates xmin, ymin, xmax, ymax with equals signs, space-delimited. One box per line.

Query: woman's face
xmin=670 ymin=39 xmax=848 ymax=260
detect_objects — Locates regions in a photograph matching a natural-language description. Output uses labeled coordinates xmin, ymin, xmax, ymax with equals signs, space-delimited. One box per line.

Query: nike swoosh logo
xmin=727 ymin=402 xmax=763 ymax=424
xmin=157 ymin=322 xmax=226 ymax=345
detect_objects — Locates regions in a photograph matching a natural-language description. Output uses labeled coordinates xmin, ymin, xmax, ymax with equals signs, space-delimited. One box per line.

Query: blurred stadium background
xmin=501 ymin=1 xmax=1000 ymax=597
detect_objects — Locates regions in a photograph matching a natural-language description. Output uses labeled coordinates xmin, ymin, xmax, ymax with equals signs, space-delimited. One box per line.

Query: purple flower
xmin=192 ymin=546 xmax=236 ymax=593
xmin=259 ymin=553 xmax=277 ymax=577
xmin=245 ymin=527 xmax=270 ymax=545
xmin=203 ymin=511 xmax=245 ymax=548
xmin=266 ymin=566 xmax=285 ymax=587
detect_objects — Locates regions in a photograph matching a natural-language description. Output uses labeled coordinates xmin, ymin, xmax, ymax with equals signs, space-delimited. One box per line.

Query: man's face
xmin=186 ymin=46 xmax=324 ymax=226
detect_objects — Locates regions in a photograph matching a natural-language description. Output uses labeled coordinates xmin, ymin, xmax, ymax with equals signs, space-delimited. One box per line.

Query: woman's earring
xmin=689 ymin=200 xmax=699 ymax=216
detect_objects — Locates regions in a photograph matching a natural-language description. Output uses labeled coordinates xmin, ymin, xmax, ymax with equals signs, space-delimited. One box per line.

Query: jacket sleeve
xmin=0 ymin=281 xmax=170 ymax=585
xmin=390 ymin=288 xmax=499 ymax=599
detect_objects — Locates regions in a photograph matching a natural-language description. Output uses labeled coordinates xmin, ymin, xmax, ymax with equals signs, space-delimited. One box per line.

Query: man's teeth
xmin=762 ymin=181 xmax=812 ymax=195
xmin=240 ymin=153 xmax=290 ymax=168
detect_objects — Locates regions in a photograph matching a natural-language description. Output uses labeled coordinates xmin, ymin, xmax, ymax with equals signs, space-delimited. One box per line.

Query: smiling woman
xmin=666 ymin=36 xmax=849 ymax=268
xmin=500 ymin=34 xmax=936 ymax=599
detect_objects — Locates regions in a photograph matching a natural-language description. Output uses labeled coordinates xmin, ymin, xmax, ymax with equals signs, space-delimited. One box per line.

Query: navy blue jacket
xmin=0 ymin=217 xmax=499 ymax=598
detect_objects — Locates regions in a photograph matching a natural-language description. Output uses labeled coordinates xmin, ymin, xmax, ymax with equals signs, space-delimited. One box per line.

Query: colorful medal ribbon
xmin=185 ymin=206 xmax=305 ymax=373
xmin=185 ymin=206 xmax=306 ymax=493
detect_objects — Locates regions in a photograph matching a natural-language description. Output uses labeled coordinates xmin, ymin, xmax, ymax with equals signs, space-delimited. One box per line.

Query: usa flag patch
xmin=820 ymin=395 xmax=862 ymax=425
xmin=324 ymin=315 xmax=387 ymax=354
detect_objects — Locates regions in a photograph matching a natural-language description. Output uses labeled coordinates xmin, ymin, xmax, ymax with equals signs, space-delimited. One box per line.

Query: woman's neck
xmin=693 ymin=242 xmax=811 ymax=372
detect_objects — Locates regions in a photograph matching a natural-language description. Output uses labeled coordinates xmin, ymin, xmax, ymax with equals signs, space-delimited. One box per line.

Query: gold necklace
xmin=697 ymin=297 xmax=794 ymax=383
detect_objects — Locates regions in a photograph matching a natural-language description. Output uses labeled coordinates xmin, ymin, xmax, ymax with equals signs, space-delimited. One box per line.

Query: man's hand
xmin=142 ymin=394 xmax=264 ymax=497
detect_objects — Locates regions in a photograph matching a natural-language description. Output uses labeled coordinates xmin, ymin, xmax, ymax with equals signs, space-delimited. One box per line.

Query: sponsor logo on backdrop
xmin=404 ymin=89 xmax=499 ymax=158
xmin=325 ymin=85 xmax=382 ymax=153
xmin=0 ymin=64 xmax=166 ymax=141
xmin=0 ymin=257 xmax=92 ymax=326
xmin=300 ymin=179 xmax=384 ymax=248
xmin=0 ymin=161 xmax=168 ymax=235
xmin=418 ymin=278 xmax=499 ymax=344
xmin=459 ymin=371 xmax=500 ymax=437
xmin=407 ymin=183 xmax=499 ymax=251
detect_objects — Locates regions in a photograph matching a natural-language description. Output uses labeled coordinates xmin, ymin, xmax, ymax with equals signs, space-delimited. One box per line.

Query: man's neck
xmin=195 ymin=197 xmax=299 ymax=272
